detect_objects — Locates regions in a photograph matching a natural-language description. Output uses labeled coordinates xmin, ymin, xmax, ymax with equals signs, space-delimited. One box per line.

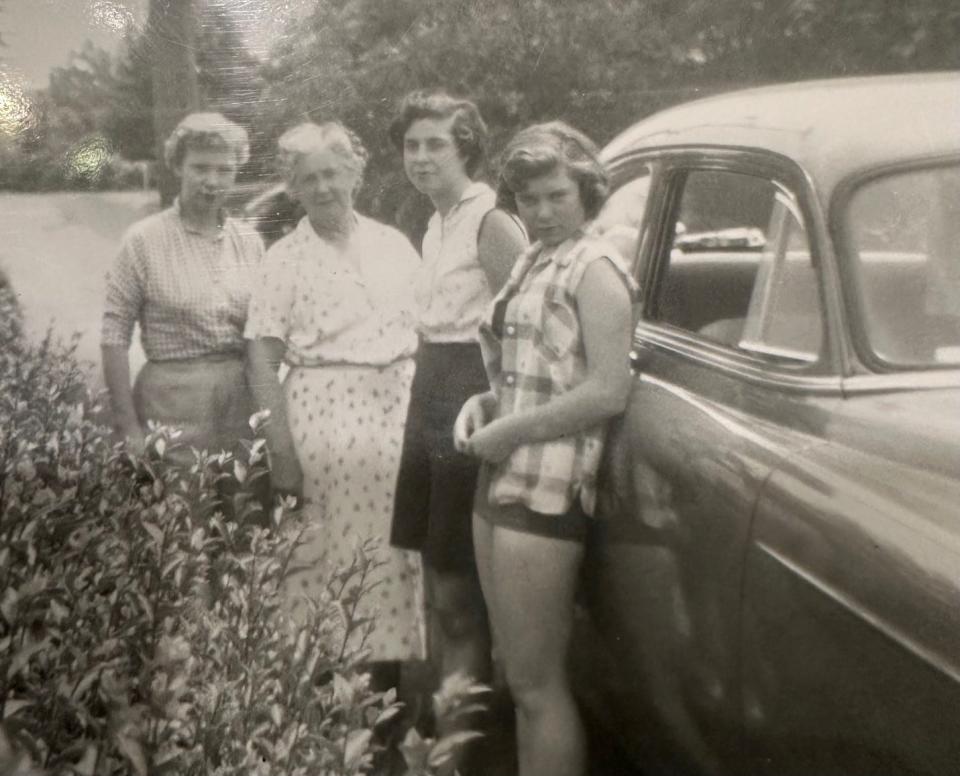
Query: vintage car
xmin=573 ymin=72 xmax=960 ymax=775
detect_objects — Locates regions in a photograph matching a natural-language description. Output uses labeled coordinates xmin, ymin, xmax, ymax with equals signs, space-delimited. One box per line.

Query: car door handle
xmin=629 ymin=342 xmax=654 ymax=373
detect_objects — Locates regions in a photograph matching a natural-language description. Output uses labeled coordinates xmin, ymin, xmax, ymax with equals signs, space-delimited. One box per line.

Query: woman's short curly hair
xmin=388 ymin=90 xmax=487 ymax=178
xmin=275 ymin=121 xmax=369 ymax=193
xmin=163 ymin=112 xmax=250 ymax=170
xmin=496 ymin=121 xmax=609 ymax=220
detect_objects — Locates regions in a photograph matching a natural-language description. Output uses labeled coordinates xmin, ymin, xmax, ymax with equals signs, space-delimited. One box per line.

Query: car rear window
xmin=846 ymin=163 xmax=960 ymax=368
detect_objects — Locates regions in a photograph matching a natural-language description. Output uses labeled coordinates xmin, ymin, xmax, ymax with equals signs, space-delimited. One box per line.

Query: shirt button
xmin=506 ymin=324 xmax=516 ymax=336
xmin=505 ymin=375 xmax=515 ymax=386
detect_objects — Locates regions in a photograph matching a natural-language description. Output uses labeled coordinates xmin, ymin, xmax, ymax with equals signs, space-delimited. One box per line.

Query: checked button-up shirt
xmin=101 ymin=200 xmax=264 ymax=361
xmin=478 ymin=228 xmax=635 ymax=516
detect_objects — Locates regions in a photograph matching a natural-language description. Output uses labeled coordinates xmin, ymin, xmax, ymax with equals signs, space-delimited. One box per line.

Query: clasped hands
xmin=453 ymin=392 xmax=514 ymax=463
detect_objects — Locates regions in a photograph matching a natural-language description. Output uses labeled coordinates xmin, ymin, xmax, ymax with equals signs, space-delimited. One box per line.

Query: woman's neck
xmin=432 ymin=176 xmax=472 ymax=217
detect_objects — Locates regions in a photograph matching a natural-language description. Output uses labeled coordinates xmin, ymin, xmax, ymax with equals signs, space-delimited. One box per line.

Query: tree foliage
xmin=0 ymin=291 xmax=484 ymax=775
xmin=255 ymin=0 xmax=960 ymax=224
xmin=3 ymin=0 xmax=960 ymax=196
xmin=0 ymin=1 xmax=263 ymax=192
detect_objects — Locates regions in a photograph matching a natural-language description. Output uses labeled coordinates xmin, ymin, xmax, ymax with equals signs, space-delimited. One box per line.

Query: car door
xmin=584 ymin=149 xmax=844 ymax=775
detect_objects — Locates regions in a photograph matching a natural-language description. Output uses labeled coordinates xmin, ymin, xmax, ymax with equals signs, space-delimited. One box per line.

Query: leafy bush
xmin=0 ymin=288 xmax=485 ymax=775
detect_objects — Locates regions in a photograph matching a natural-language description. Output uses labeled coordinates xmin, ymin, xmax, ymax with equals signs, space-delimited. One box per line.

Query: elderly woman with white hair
xmin=101 ymin=112 xmax=264 ymax=462
xmin=245 ymin=122 xmax=425 ymax=671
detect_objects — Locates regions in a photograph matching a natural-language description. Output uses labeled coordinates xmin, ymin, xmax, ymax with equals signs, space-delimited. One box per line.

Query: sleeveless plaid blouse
xmin=478 ymin=228 xmax=636 ymax=516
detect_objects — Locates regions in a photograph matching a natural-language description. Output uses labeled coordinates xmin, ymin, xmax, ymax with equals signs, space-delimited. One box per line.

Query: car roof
xmin=602 ymin=72 xmax=960 ymax=199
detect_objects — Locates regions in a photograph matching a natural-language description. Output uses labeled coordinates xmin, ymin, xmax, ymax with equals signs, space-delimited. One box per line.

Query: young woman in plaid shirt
xmin=454 ymin=122 xmax=635 ymax=776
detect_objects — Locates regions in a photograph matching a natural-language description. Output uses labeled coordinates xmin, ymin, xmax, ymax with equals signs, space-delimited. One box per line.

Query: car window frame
xmin=737 ymin=186 xmax=821 ymax=364
xmin=627 ymin=147 xmax=843 ymax=386
xmin=831 ymin=152 xmax=960 ymax=375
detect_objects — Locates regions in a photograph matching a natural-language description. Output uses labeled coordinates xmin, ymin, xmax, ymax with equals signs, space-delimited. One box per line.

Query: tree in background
xmin=0 ymin=0 xmax=264 ymax=194
xmin=147 ymin=0 xmax=201 ymax=205
xmin=3 ymin=0 xmax=960 ymax=198
xmin=196 ymin=0 xmax=269 ymax=183
xmin=256 ymin=0 xmax=718 ymax=223
xmin=252 ymin=0 xmax=960 ymax=226
xmin=0 ymin=35 xmax=157 ymax=192
xmin=106 ymin=31 xmax=155 ymax=163
xmin=661 ymin=0 xmax=960 ymax=85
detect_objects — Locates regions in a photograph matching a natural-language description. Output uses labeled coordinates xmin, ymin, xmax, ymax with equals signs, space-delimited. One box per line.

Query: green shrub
xmin=0 ymin=288 xmax=485 ymax=775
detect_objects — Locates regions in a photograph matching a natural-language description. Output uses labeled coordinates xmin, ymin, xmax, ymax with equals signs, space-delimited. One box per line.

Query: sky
xmin=2 ymin=0 xmax=149 ymax=89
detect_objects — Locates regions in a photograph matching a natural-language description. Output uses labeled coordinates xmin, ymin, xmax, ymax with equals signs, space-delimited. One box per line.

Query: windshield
xmin=846 ymin=162 xmax=960 ymax=368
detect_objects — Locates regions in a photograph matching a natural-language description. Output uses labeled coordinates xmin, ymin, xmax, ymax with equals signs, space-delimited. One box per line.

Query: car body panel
xmin=588 ymin=344 xmax=843 ymax=774
xmin=576 ymin=72 xmax=960 ymax=775
xmin=742 ymin=392 xmax=960 ymax=774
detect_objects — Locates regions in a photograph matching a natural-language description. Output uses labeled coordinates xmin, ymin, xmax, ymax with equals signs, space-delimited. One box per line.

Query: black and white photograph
xmin=1 ymin=1 xmax=959 ymax=774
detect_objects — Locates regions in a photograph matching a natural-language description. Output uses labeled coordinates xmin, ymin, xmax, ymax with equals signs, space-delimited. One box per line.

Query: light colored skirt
xmin=133 ymin=354 xmax=253 ymax=465
xmin=283 ymin=359 xmax=425 ymax=662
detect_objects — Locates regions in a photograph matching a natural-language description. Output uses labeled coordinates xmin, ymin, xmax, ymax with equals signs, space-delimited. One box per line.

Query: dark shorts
xmin=474 ymin=463 xmax=590 ymax=543
xmin=390 ymin=341 xmax=489 ymax=572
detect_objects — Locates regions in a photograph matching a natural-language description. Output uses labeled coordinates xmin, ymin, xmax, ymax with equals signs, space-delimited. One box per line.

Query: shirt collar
xmin=173 ymin=197 xmax=227 ymax=239
xmin=435 ymin=180 xmax=493 ymax=223
xmin=296 ymin=212 xmax=361 ymax=243
xmin=459 ymin=180 xmax=492 ymax=204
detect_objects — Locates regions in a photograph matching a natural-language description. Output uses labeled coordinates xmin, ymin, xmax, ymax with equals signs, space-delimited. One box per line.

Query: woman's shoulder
xmin=566 ymin=229 xmax=637 ymax=294
xmin=568 ymin=229 xmax=632 ymax=270
xmin=121 ymin=207 xmax=174 ymax=246
xmin=461 ymin=182 xmax=498 ymax=220
xmin=263 ymin=218 xmax=312 ymax=262
xmin=113 ymin=208 xmax=179 ymax=269
xmin=480 ymin=206 xmax=524 ymax=237
xmin=463 ymin=180 xmax=495 ymax=200
xmin=575 ymin=227 xmax=625 ymax=259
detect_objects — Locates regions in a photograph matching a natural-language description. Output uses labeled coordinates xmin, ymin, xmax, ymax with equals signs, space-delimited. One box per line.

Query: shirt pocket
xmin=535 ymin=288 xmax=579 ymax=362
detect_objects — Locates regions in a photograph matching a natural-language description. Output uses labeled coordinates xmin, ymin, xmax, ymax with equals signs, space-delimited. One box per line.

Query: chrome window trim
xmin=842 ymin=370 xmax=960 ymax=394
xmin=634 ymin=322 xmax=845 ymax=395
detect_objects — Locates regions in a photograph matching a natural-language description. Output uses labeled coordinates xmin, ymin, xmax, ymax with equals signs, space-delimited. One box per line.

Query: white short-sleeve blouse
xmin=245 ymin=214 xmax=420 ymax=367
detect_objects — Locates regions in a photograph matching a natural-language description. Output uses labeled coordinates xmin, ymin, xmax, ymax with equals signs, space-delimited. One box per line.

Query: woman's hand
xmin=462 ymin=419 xmax=516 ymax=463
xmin=453 ymin=391 xmax=495 ymax=453
xmin=102 ymin=345 xmax=147 ymax=457
xmin=246 ymin=337 xmax=303 ymax=504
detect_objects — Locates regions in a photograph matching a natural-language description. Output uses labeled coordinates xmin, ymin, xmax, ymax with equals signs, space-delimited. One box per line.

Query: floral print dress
xmin=245 ymin=214 xmax=425 ymax=661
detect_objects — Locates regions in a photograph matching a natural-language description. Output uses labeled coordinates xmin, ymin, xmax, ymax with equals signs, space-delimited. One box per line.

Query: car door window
xmin=653 ymin=169 xmax=823 ymax=364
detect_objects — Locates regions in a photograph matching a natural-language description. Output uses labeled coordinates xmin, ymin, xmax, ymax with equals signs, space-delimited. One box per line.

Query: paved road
xmin=0 ymin=190 xmax=155 ymax=388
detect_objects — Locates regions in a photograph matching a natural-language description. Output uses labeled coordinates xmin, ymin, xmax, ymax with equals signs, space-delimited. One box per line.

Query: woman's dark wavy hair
xmin=496 ymin=121 xmax=609 ymax=220
xmin=388 ymin=90 xmax=488 ymax=178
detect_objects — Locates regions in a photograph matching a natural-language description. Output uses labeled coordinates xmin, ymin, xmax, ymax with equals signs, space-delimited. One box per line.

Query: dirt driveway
xmin=0 ymin=190 xmax=157 ymax=388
